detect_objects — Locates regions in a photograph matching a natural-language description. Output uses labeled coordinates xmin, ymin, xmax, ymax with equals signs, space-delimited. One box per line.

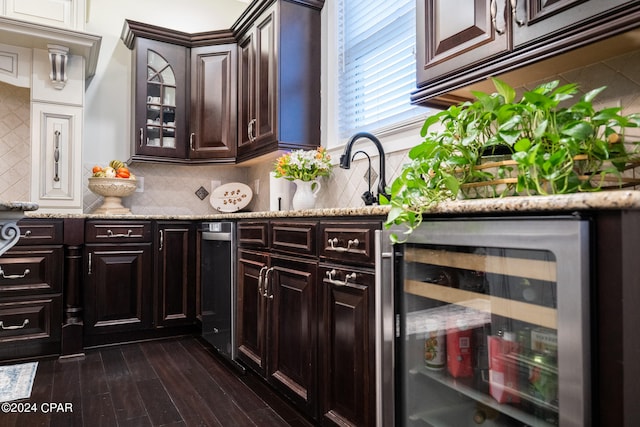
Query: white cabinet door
xmin=30 ymin=103 xmax=83 ymax=212
xmin=2 ymin=0 xmax=86 ymax=31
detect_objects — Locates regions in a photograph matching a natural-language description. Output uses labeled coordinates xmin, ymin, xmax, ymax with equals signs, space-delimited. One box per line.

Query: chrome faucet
xmin=339 ymin=131 xmax=389 ymax=204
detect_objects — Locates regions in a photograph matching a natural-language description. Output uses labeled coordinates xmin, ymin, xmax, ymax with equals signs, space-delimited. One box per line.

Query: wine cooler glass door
xmin=392 ymin=217 xmax=590 ymax=427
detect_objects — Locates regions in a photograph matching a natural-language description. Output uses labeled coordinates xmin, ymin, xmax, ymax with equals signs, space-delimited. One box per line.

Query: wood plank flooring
xmin=1 ymin=337 xmax=313 ymax=427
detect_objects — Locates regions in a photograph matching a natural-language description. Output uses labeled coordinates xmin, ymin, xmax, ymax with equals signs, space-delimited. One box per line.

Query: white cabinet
xmin=30 ymin=102 xmax=83 ymax=212
xmin=0 ymin=0 xmax=86 ymax=31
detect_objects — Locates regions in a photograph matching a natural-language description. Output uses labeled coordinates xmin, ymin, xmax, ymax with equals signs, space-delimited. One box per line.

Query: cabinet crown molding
xmin=121 ymin=20 xmax=235 ymax=49
xmin=0 ymin=16 xmax=101 ymax=79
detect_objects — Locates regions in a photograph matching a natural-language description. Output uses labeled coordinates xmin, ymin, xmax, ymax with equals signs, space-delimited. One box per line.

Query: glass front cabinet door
xmin=390 ymin=218 xmax=591 ymax=427
xmin=133 ymin=38 xmax=187 ymax=160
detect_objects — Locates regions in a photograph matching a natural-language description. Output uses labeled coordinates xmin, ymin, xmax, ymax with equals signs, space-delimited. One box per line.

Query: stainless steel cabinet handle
xmin=88 ymin=253 xmax=92 ymax=275
xmin=190 ymin=133 xmax=195 ymax=151
xmin=20 ymin=230 xmax=32 ymax=239
xmin=263 ymin=267 xmax=275 ymax=299
xmin=0 ymin=319 xmax=29 ymax=330
xmin=0 ymin=267 xmax=30 ymax=279
xmin=325 ymin=269 xmax=358 ymax=287
xmin=327 ymin=237 xmax=360 ymax=253
xmin=257 ymin=266 xmax=268 ymax=295
xmin=53 ymin=130 xmax=61 ymax=182
xmin=159 ymin=230 xmax=164 ymax=251
xmin=511 ymin=0 xmax=525 ymax=26
xmin=106 ymin=229 xmax=133 ymax=238
xmin=248 ymin=119 xmax=256 ymax=142
xmin=139 ymin=127 xmax=144 ymax=147
xmin=491 ymin=0 xmax=506 ymax=35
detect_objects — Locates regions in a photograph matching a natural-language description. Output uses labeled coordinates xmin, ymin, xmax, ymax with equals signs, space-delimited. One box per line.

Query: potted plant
xmin=383 ymin=78 xmax=640 ymax=241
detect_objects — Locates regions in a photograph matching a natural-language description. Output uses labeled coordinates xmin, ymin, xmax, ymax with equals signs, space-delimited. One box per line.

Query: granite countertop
xmin=0 ymin=201 xmax=39 ymax=220
xmin=23 ymin=190 xmax=640 ymax=220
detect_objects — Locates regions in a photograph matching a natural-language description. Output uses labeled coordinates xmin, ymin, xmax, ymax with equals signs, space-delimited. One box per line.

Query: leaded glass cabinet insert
xmin=145 ymin=50 xmax=177 ymax=150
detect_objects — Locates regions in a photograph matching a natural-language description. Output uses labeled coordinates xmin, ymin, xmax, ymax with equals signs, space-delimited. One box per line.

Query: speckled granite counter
xmin=22 ymin=190 xmax=640 ymax=220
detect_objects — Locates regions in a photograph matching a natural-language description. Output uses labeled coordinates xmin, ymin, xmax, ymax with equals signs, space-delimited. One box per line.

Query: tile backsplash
xmin=0 ymin=82 xmax=31 ymax=202
xmin=4 ymin=50 xmax=639 ymax=214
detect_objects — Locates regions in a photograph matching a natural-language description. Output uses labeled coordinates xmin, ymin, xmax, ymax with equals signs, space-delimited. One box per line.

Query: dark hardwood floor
xmin=1 ymin=337 xmax=313 ymax=427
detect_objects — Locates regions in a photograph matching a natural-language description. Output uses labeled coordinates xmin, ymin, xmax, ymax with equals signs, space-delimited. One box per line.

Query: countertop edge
xmin=22 ymin=191 xmax=640 ymax=220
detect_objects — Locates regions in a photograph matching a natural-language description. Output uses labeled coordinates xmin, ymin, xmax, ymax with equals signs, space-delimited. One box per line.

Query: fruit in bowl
xmin=88 ymin=160 xmax=137 ymax=214
xmin=91 ymin=160 xmax=135 ymax=180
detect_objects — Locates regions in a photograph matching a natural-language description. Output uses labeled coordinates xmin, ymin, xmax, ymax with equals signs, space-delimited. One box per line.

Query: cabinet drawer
xmin=0 ymin=296 xmax=62 ymax=344
xmin=16 ymin=219 xmax=63 ymax=245
xmin=85 ymin=221 xmax=152 ymax=243
xmin=238 ymin=221 xmax=269 ymax=248
xmin=319 ymin=221 xmax=381 ymax=266
xmin=271 ymin=221 xmax=317 ymax=256
xmin=0 ymin=247 xmax=63 ymax=295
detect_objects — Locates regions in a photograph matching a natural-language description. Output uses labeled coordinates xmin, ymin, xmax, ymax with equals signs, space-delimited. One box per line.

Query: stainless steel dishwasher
xmin=200 ymin=221 xmax=237 ymax=363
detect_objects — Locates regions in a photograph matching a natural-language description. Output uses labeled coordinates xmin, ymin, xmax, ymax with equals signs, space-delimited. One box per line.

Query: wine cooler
xmin=376 ymin=216 xmax=591 ymax=427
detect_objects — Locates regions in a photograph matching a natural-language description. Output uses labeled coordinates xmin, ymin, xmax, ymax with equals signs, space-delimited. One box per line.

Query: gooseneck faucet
xmin=339 ymin=131 xmax=389 ymax=204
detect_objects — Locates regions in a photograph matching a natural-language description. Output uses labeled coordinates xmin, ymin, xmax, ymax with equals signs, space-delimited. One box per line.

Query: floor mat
xmin=0 ymin=362 xmax=38 ymax=402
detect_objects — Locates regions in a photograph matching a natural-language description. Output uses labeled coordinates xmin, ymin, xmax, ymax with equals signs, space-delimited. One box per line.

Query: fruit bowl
xmin=88 ymin=177 xmax=137 ymax=214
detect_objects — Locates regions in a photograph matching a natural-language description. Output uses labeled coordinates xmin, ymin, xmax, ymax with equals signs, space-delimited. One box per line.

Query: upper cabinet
xmin=414 ymin=0 xmax=640 ymax=107
xmin=122 ymin=21 xmax=237 ymax=163
xmin=1 ymin=0 xmax=86 ymax=31
xmin=234 ymin=0 xmax=322 ymax=162
xmin=121 ymin=0 xmax=323 ymax=164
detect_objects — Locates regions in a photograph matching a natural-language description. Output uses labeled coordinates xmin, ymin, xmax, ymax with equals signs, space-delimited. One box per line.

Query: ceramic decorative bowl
xmin=88 ymin=177 xmax=137 ymax=214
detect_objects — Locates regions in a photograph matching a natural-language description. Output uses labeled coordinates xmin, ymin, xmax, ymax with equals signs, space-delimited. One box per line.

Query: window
xmin=337 ymin=0 xmax=423 ymax=139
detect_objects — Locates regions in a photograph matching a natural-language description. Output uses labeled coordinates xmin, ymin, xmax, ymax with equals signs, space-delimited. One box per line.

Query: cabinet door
xmin=237 ymin=5 xmax=277 ymax=157
xmin=512 ymin=0 xmax=634 ymax=47
xmin=30 ymin=103 xmax=83 ymax=212
xmin=84 ymin=244 xmax=153 ymax=336
xmin=156 ymin=222 xmax=196 ymax=327
xmin=416 ymin=0 xmax=509 ymax=87
xmin=268 ymin=254 xmax=317 ymax=418
xmin=319 ymin=265 xmax=375 ymax=427
xmin=189 ymin=44 xmax=237 ymax=160
xmin=133 ymin=38 xmax=188 ymax=160
xmin=237 ymin=249 xmax=269 ymax=375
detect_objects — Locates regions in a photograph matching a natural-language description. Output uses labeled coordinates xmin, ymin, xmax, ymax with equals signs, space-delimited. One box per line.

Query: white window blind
xmin=337 ymin=0 xmax=421 ymax=139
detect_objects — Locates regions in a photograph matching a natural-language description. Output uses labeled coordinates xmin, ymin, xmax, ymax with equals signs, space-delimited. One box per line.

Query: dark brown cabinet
xmin=133 ymin=36 xmax=187 ymax=160
xmin=189 ymin=44 xmax=237 ymax=160
xmin=122 ymin=20 xmax=237 ymax=163
xmin=318 ymin=221 xmax=381 ymax=427
xmin=413 ymin=0 xmax=640 ymax=106
xmin=0 ymin=219 xmax=64 ymax=361
xmin=155 ymin=221 xmax=197 ymax=327
xmin=83 ymin=221 xmax=153 ymax=340
xmin=236 ymin=220 xmax=319 ymax=419
xmin=235 ymin=0 xmax=322 ymax=161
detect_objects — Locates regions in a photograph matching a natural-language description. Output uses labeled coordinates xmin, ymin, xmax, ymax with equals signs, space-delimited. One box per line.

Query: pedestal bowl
xmin=88 ymin=177 xmax=137 ymax=214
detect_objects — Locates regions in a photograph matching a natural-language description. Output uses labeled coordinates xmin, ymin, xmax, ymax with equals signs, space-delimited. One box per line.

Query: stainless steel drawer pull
xmin=53 ymin=130 xmax=61 ymax=182
xmin=325 ymin=269 xmax=357 ymax=287
xmin=106 ymin=229 xmax=134 ymax=238
xmin=510 ymin=0 xmax=525 ymax=26
xmin=0 ymin=267 xmax=31 ymax=279
xmin=490 ymin=0 xmax=506 ymax=35
xmin=327 ymin=238 xmax=360 ymax=252
xmin=20 ymin=230 xmax=32 ymax=238
xmin=0 ymin=319 xmax=29 ymax=330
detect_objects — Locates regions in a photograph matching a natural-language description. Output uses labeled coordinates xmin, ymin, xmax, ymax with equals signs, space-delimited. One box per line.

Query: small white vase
xmin=291 ymin=179 xmax=321 ymax=210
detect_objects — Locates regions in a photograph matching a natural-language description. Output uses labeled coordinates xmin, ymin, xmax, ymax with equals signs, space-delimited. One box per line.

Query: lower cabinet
xmin=155 ymin=221 xmax=197 ymax=327
xmin=83 ymin=243 xmax=154 ymax=337
xmin=83 ymin=220 xmax=197 ymax=346
xmin=237 ymin=218 xmax=381 ymax=423
xmin=237 ymin=220 xmax=319 ymax=420
xmin=0 ymin=219 xmax=64 ymax=361
xmin=268 ymin=253 xmax=318 ymax=417
xmin=318 ymin=264 xmax=375 ymax=427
